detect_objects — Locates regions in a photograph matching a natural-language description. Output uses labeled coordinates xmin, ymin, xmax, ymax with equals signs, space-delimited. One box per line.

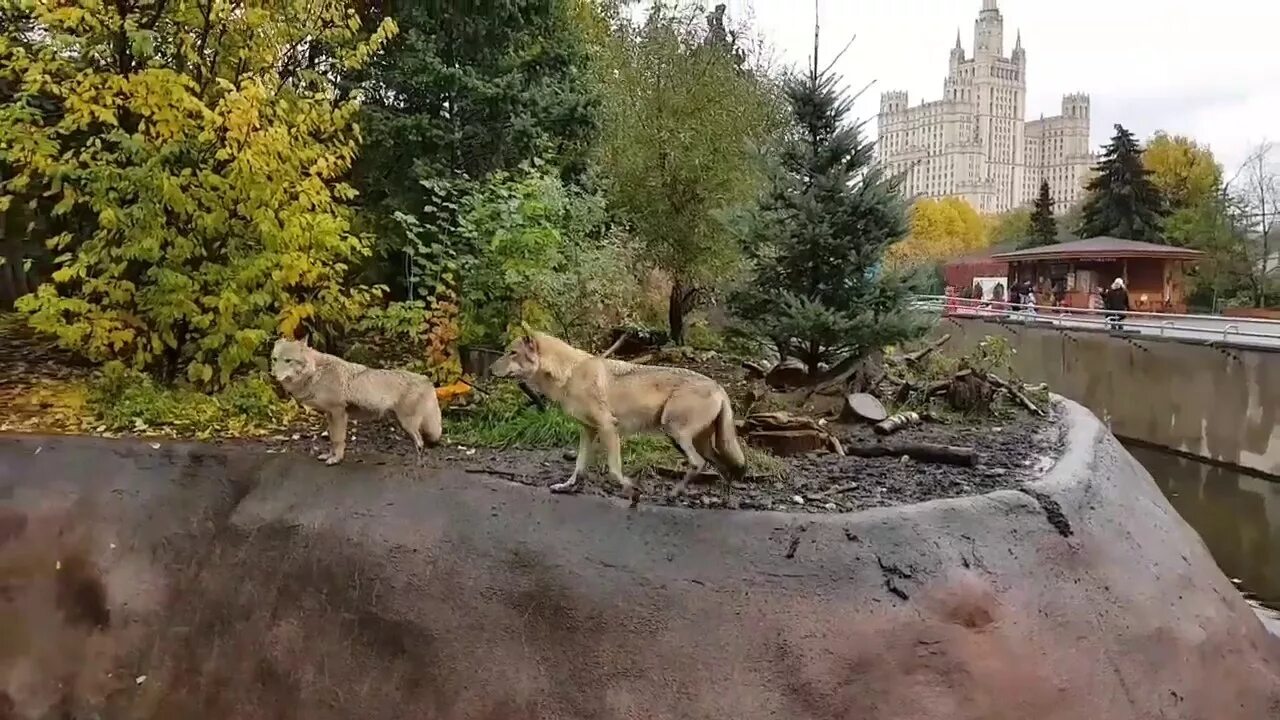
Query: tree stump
xmin=765 ymin=358 xmax=809 ymax=390
xmin=746 ymin=430 xmax=831 ymax=456
xmin=947 ymin=371 xmax=994 ymax=413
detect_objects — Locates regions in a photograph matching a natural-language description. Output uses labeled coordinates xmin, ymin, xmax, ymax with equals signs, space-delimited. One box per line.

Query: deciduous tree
xmin=1144 ymin=131 xmax=1223 ymax=212
xmin=886 ymin=197 xmax=987 ymax=267
xmin=2 ymin=0 xmax=395 ymax=386
xmin=986 ymin=208 xmax=1031 ymax=248
xmin=596 ymin=1 xmax=784 ymax=343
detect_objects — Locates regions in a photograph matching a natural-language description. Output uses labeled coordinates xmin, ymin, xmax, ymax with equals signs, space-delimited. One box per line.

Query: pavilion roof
xmin=990 ymin=236 xmax=1205 ymax=263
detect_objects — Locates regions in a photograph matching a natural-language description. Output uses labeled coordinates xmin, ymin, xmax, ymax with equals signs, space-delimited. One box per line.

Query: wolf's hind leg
xmin=666 ymin=429 xmax=707 ymax=497
xmin=395 ymin=405 xmax=425 ymax=451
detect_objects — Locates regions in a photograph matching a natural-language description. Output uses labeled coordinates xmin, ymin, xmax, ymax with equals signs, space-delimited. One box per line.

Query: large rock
xmin=0 ymin=399 xmax=1278 ymax=719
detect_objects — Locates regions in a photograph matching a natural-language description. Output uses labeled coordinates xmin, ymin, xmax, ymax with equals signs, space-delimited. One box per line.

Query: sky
xmin=720 ymin=0 xmax=1279 ymax=176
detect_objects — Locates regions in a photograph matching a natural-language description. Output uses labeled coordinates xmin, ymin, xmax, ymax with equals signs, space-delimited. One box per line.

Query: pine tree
xmin=1078 ymin=124 xmax=1167 ymax=242
xmin=731 ymin=27 xmax=923 ymax=377
xmin=1023 ymin=180 xmax=1059 ymax=248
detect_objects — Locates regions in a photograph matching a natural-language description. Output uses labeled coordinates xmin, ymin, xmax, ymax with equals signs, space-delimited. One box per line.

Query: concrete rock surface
xmin=0 ymin=399 xmax=1277 ymax=719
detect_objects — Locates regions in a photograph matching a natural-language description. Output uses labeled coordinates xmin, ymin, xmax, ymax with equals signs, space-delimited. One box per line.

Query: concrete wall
xmin=1 ymin=401 xmax=1278 ymax=719
xmin=936 ymin=318 xmax=1280 ymax=476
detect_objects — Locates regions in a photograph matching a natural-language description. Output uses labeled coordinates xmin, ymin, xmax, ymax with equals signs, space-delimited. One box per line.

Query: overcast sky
xmin=719 ymin=0 xmax=1278 ymax=175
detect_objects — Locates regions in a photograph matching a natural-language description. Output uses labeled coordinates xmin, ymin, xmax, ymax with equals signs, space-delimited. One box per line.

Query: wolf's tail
xmin=713 ymin=393 xmax=747 ymax=478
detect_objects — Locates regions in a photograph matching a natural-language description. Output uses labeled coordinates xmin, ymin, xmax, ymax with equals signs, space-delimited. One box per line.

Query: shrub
xmin=88 ymin=363 xmax=299 ymax=438
xmin=3 ymin=1 xmax=396 ymax=387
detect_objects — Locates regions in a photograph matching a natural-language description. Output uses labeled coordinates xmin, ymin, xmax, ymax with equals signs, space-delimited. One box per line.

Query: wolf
xmin=490 ymin=328 xmax=747 ymax=501
xmin=270 ymin=338 xmax=443 ymax=465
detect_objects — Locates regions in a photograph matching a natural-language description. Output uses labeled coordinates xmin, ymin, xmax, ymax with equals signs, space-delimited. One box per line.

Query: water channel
xmin=1126 ymin=443 xmax=1280 ymax=613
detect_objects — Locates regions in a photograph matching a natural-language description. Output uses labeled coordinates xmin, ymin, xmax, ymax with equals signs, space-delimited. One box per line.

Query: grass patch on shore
xmin=447 ymin=383 xmax=785 ymax=478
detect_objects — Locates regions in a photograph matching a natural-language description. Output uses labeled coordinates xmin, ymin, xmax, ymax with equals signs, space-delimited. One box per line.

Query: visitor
xmin=1023 ymin=281 xmax=1038 ymax=316
xmin=1009 ymin=282 xmax=1022 ymax=316
xmin=1104 ymin=278 xmax=1130 ymax=331
xmin=971 ymin=283 xmax=985 ymax=312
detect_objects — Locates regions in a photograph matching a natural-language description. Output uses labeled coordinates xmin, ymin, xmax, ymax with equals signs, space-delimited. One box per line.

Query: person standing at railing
xmin=1023 ymin=281 xmax=1038 ymax=316
xmin=1090 ymin=287 xmax=1105 ymax=312
xmin=1105 ymin=278 xmax=1130 ymax=331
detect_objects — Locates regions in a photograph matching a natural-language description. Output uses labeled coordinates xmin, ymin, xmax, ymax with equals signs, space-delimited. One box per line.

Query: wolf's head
xmin=490 ymin=334 xmax=540 ymax=380
xmin=270 ymin=338 xmax=316 ymax=385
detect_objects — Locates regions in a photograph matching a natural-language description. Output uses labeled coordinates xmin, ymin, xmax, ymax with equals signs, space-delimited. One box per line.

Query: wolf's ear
xmin=299 ymin=333 xmax=310 ymax=347
xmin=519 ymin=321 xmax=534 ymax=338
xmin=520 ymin=334 xmax=538 ymax=353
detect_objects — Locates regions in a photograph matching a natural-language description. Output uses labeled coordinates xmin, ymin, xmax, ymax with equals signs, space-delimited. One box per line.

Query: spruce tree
xmin=1023 ymin=179 xmax=1059 ymax=248
xmin=1078 ymin=124 xmax=1167 ymax=242
xmin=731 ymin=31 xmax=923 ymax=377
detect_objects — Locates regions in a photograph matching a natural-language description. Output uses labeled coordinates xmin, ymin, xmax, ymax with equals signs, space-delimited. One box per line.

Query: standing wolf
xmin=270 ymin=338 xmax=442 ymax=465
xmin=490 ymin=329 xmax=746 ymax=501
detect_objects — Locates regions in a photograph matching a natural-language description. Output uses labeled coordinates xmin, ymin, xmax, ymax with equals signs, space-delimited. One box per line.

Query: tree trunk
xmin=668 ymin=281 xmax=686 ymax=345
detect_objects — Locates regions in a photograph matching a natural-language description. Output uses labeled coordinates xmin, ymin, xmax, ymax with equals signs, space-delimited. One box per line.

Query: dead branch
xmin=600 ymin=332 xmax=629 ymax=359
xmin=988 ymin=374 xmax=1045 ymax=417
xmin=905 ymin=333 xmax=951 ymax=364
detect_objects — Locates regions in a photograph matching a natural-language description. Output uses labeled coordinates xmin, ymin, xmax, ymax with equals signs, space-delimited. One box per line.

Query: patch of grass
xmin=445 ymin=384 xmax=581 ymax=448
xmin=87 ymin=363 xmax=300 ymax=438
xmin=449 ymin=383 xmax=786 ymax=478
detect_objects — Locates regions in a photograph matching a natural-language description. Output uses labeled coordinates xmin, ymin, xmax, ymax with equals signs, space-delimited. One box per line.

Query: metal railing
xmin=910 ymin=295 xmax=1280 ymax=347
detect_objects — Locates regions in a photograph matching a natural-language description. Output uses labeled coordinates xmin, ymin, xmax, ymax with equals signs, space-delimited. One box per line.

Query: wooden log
xmin=844 ymin=442 xmax=976 ymax=466
xmin=874 ymin=411 xmax=923 ymax=436
xmin=765 ymin=358 xmax=809 ymax=390
xmin=518 ymin=381 xmax=546 ymax=412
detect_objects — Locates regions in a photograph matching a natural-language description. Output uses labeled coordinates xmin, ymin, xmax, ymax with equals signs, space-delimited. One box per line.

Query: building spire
xmin=982 ymin=0 xmax=998 ymax=10
xmin=955 ymin=29 xmax=962 ymax=48
xmin=1015 ymin=29 xmax=1022 ymax=50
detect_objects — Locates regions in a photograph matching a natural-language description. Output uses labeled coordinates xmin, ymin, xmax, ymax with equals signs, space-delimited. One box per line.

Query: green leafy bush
xmin=4 ymin=1 xmax=396 ymax=387
xmin=88 ymin=363 xmax=299 ymax=438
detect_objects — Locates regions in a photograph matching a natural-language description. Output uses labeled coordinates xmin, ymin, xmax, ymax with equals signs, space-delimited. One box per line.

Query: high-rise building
xmin=876 ymin=0 xmax=1094 ymax=214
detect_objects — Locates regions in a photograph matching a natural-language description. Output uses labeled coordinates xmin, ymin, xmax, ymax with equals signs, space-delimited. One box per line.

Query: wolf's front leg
xmin=599 ymin=426 xmax=638 ymax=505
xmin=323 ymin=409 xmax=348 ymax=465
xmin=552 ymin=427 xmax=595 ymax=493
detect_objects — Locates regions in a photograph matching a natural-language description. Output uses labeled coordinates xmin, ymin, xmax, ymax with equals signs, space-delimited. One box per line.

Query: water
xmin=1126 ymin=443 xmax=1280 ymax=612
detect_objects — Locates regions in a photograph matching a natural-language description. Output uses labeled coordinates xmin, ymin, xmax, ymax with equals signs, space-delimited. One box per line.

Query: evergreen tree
xmin=1023 ymin=180 xmax=1059 ymax=248
xmin=731 ymin=34 xmax=923 ymax=377
xmin=348 ymin=0 xmax=600 ymax=297
xmin=1078 ymin=124 xmax=1167 ymax=242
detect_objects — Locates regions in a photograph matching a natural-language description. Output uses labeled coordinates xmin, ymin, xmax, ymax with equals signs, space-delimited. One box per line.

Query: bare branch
xmin=819 ymin=33 xmax=856 ymax=77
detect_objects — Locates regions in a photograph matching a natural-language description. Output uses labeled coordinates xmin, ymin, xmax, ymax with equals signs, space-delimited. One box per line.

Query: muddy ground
xmin=259 ymin=346 xmax=1066 ymax=514
xmin=259 ymin=400 xmax=1065 ymax=514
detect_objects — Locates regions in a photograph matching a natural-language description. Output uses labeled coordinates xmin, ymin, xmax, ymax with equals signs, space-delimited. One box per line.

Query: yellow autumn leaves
xmin=1 ymin=0 xmax=397 ymax=388
xmin=886 ymin=196 xmax=992 ymax=269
